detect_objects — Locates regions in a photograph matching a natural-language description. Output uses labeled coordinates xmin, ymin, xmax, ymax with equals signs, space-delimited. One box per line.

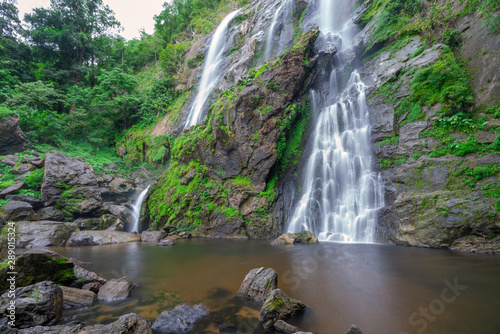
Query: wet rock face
xmin=358 ymin=16 xmax=500 ymax=252
xmin=0 ymin=115 xmax=31 ymax=155
xmin=152 ymin=303 xmax=208 ymax=333
xmin=0 ymin=200 xmax=38 ymax=223
xmin=60 ymin=286 xmax=96 ymax=308
xmin=0 ymin=281 xmax=63 ymax=329
xmin=237 ymin=267 xmax=278 ymax=302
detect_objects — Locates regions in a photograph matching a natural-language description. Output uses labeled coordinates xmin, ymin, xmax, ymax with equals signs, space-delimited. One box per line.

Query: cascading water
xmin=184 ymin=9 xmax=241 ymax=129
xmin=264 ymin=0 xmax=294 ymax=61
xmin=287 ymin=0 xmax=385 ymax=243
xmin=130 ymin=185 xmax=150 ymax=234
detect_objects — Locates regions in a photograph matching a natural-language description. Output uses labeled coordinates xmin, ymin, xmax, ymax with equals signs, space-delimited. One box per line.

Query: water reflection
xmin=53 ymin=240 xmax=500 ymax=334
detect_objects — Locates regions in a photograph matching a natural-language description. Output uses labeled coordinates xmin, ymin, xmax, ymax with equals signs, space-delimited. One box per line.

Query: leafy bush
xmin=442 ymin=28 xmax=461 ymax=46
xmin=23 ymin=168 xmax=44 ymax=189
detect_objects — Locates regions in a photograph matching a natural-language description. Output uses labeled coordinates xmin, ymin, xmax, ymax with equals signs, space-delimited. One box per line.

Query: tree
xmin=23 ymin=0 xmax=120 ymax=86
xmin=91 ymin=67 xmax=142 ymax=130
xmin=0 ymin=0 xmax=20 ymax=38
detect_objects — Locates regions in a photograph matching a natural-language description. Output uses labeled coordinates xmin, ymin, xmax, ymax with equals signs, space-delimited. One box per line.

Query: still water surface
xmin=52 ymin=240 xmax=500 ymax=334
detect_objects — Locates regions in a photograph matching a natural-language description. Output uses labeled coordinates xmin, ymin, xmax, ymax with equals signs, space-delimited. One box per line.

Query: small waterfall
xmin=287 ymin=0 xmax=384 ymax=243
xmin=130 ymin=185 xmax=150 ymax=234
xmin=264 ymin=0 xmax=293 ymax=61
xmin=184 ymin=9 xmax=241 ymax=128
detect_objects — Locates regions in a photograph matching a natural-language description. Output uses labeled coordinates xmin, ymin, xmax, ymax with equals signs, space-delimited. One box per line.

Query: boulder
xmin=345 ymin=325 xmax=363 ymax=334
xmin=270 ymin=233 xmax=297 ymax=245
xmin=259 ymin=289 xmax=306 ymax=329
xmin=60 ymin=286 xmax=97 ymax=308
xmin=82 ymin=313 xmax=152 ymax=334
xmin=0 ymin=249 xmax=77 ymax=291
xmin=37 ymin=207 xmax=65 ymax=221
xmin=74 ymin=214 xmax=120 ymax=231
xmin=82 ymin=282 xmax=103 ymax=294
xmin=1 ymin=155 xmax=18 ymax=167
xmin=5 ymin=195 xmax=43 ymax=209
xmin=0 ymin=281 xmax=63 ymax=329
xmin=106 ymin=219 xmax=124 ymax=231
xmin=271 ymin=231 xmax=319 ymax=245
xmin=27 ymin=157 xmax=45 ymax=168
xmin=237 ymin=267 xmax=278 ymax=302
xmin=0 ymin=201 xmax=38 ymax=222
xmin=101 ymin=177 xmax=136 ymax=202
xmin=0 ymin=115 xmax=31 ymax=155
xmin=152 ymin=303 xmax=209 ymax=333
xmin=65 ymin=230 xmax=141 ymax=247
xmin=73 ymin=265 xmax=107 ymax=285
xmin=0 ymin=182 xmax=25 ymax=198
xmin=157 ymin=237 xmax=175 ymax=247
xmin=104 ymin=204 xmax=133 ymax=223
xmin=41 ymin=151 xmax=101 ymax=213
xmin=97 ymin=277 xmax=135 ymax=301
xmin=11 ymin=163 xmax=36 ymax=175
xmin=274 ymin=320 xmax=299 ymax=333
xmin=141 ymin=230 xmax=166 ymax=243
xmin=16 ymin=221 xmax=79 ymax=248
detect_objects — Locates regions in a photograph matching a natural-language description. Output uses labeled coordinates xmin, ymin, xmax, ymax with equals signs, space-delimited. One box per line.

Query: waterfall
xmin=264 ymin=0 xmax=293 ymax=61
xmin=184 ymin=9 xmax=241 ymax=129
xmin=130 ymin=185 xmax=150 ymax=234
xmin=287 ymin=0 xmax=385 ymax=243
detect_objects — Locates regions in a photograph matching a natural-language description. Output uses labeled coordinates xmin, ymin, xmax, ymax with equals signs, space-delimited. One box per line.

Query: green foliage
xmin=159 ymin=42 xmax=191 ymax=76
xmin=371 ymin=0 xmax=423 ymax=42
xmin=0 ymin=171 xmax=16 ymax=189
xmin=0 ymin=105 xmax=17 ymax=120
xmin=18 ymin=189 xmax=42 ymax=199
xmin=442 ymin=28 xmax=462 ymax=46
xmin=380 ymin=159 xmax=392 ymax=169
xmin=411 ymin=51 xmax=474 ymax=116
xmin=7 ymin=81 xmax=63 ymax=111
xmin=23 ymin=168 xmax=44 ymax=189
xmin=378 ymin=136 xmax=399 ymax=146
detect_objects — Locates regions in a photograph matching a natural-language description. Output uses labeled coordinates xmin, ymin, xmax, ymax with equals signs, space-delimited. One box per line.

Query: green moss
xmin=23 ymin=168 xmax=44 ymax=189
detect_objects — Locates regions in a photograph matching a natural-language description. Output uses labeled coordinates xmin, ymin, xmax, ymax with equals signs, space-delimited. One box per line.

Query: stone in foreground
xmin=238 ymin=267 xmax=278 ymax=303
xmin=0 ymin=281 xmax=63 ymax=329
xmin=141 ymin=230 xmax=166 ymax=243
xmin=259 ymin=289 xmax=306 ymax=329
xmin=60 ymin=286 xmax=97 ymax=308
xmin=65 ymin=230 xmax=141 ymax=246
xmin=152 ymin=303 xmax=208 ymax=333
xmin=97 ymin=277 xmax=135 ymax=301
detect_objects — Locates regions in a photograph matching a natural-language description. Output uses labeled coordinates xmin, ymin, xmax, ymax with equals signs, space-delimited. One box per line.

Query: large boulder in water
xmin=97 ymin=277 xmax=135 ymax=301
xmin=345 ymin=325 xmax=363 ymax=334
xmin=82 ymin=313 xmax=152 ymax=334
xmin=152 ymin=303 xmax=208 ymax=333
xmin=16 ymin=221 xmax=79 ymax=248
xmin=271 ymin=231 xmax=319 ymax=245
xmin=259 ymin=289 xmax=306 ymax=329
xmin=60 ymin=286 xmax=97 ymax=308
xmin=0 ymin=115 xmax=31 ymax=155
xmin=65 ymin=230 xmax=141 ymax=246
xmin=0 ymin=281 xmax=63 ymax=329
xmin=237 ymin=267 xmax=278 ymax=302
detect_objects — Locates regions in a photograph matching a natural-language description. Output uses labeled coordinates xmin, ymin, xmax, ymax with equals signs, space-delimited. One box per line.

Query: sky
xmin=17 ymin=0 xmax=166 ymax=40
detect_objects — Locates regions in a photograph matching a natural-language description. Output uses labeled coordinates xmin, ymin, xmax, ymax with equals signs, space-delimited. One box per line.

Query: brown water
xmin=51 ymin=240 xmax=500 ymax=334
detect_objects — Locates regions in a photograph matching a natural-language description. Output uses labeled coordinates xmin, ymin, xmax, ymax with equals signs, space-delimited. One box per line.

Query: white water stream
xmin=287 ymin=0 xmax=385 ymax=242
xmin=130 ymin=185 xmax=150 ymax=234
xmin=184 ymin=9 xmax=241 ymax=128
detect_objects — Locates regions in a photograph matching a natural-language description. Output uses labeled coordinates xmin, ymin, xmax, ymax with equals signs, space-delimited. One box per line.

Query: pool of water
xmin=51 ymin=240 xmax=500 ymax=334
